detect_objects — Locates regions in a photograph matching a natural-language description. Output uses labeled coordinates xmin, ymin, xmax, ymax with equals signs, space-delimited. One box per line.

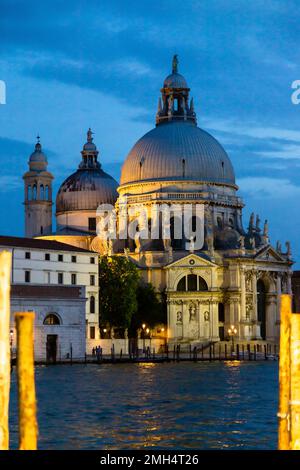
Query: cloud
xmin=238 ymin=177 xmax=300 ymax=199
xmin=0 ymin=175 xmax=22 ymax=191
xmin=204 ymin=118 xmax=300 ymax=143
xmin=254 ymin=144 xmax=300 ymax=160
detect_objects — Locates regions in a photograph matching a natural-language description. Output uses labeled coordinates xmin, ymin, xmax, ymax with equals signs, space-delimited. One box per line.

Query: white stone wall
xmin=10 ymin=296 xmax=86 ymax=361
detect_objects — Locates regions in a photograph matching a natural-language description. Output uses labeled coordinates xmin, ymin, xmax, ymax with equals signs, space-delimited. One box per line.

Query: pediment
xmin=254 ymin=246 xmax=286 ymax=262
xmin=164 ymin=253 xmax=217 ymax=269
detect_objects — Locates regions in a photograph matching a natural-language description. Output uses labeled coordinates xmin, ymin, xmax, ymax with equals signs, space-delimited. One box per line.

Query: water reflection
xmin=9 ymin=362 xmax=278 ymax=450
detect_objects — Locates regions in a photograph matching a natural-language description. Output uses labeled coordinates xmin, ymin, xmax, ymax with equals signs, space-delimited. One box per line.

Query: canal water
xmin=9 ymin=361 xmax=278 ymax=450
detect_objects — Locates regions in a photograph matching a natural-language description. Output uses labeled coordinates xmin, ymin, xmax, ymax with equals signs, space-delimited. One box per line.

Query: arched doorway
xmin=44 ymin=313 xmax=61 ymax=363
xmin=218 ymin=303 xmax=225 ymax=340
xmin=257 ymin=280 xmax=266 ymax=340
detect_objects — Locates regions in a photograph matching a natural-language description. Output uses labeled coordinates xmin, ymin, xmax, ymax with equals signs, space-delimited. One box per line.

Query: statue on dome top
xmin=172 ymin=54 xmax=178 ymax=74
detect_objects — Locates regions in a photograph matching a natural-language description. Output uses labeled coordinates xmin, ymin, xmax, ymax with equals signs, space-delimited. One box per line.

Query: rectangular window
xmin=90 ymin=326 xmax=95 ymax=340
xmin=25 ymin=271 xmax=30 ymax=283
xmin=90 ymin=257 xmax=95 ymax=264
xmin=25 ymin=251 xmax=31 ymax=259
xmin=58 ymin=272 xmax=63 ymax=284
xmin=71 ymin=273 xmax=76 ymax=285
xmin=88 ymin=217 xmax=96 ymax=231
xmin=58 ymin=254 xmax=63 ymax=262
xmin=90 ymin=275 xmax=95 ymax=286
xmin=71 ymin=255 xmax=77 ymax=263
xmin=45 ymin=272 xmax=50 ymax=284
xmin=45 ymin=253 xmax=50 ymax=261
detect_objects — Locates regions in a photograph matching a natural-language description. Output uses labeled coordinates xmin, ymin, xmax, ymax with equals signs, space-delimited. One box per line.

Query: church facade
xmin=23 ymin=56 xmax=293 ymax=346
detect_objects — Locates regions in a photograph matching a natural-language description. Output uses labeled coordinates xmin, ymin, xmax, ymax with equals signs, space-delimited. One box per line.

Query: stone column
xmin=240 ymin=268 xmax=246 ymax=321
xmin=211 ymin=300 xmax=219 ymax=341
xmin=266 ymin=293 xmax=277 ymax=341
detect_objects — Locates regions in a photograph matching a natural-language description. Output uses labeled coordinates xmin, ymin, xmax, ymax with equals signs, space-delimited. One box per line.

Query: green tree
xmin=130 ymin=282 xmax=167 ymax=334
xmin=99 ymin=256 xmax=140 ymax=328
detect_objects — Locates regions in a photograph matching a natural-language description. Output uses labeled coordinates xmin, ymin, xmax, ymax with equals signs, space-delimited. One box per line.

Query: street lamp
xmin=142 ymin=324 xmax=146 ymax=351
xmin=228 ymin=325 xmax=237 ymax=350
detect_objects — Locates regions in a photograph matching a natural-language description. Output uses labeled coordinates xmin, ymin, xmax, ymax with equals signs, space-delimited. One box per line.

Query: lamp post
xmin=142 ymin=324 xmax=146 ymax=352
xmin=228 ymin=325 xmax=237 ymax=351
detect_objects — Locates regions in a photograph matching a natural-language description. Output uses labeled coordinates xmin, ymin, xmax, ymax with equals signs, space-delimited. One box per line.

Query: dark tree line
xmin=99 ymin=256 xmax=166 ymax=334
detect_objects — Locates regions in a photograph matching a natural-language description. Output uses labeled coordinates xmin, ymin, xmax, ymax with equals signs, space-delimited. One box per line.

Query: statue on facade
xmin=176 ymin=311 xmax=182 ymax=323
xmin=255 ymin=214 xmax=261 ymax=232
xmin=262 ymin=220 xmax=269 ymax=245
xmin=204 ymin=311 xmax=210 ymax=322
xmin=250 ymin=237 xmax=256 ymax=250
xmin=248 ymin=212 xmax=255 ymax=233
xmin=189 ymin=305 xmax=196 ymax=321
xmin=238 ymin=235 xmax=245 ymax=249
xmin=276 ymin=241 xmax=282 ymax=254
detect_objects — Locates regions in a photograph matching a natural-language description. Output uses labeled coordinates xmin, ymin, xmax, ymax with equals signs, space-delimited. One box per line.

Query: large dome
xmin=120 ymin=121 xmax=235 ymax=186
xmin=56 ymin=169 xmax=118 ymax=213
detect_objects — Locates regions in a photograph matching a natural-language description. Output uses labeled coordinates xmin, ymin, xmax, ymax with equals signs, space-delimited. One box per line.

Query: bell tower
xmin=23 ymin=136 xmax=54 ymax=238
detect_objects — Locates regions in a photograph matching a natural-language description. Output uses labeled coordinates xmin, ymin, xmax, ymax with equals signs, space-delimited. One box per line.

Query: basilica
xmin=23 ymin=56 xmax=293 ymax=347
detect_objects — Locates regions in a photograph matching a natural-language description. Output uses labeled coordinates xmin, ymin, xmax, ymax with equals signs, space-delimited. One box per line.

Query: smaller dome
xmin=163 ymin=72 xmax=188 ymax=89
xmin=83 ymin=142 xmax=97 ymax=151
xmin=28 ymin=139 xmax=48 ymax=171
xmin=56 ymin=169 xmax=118 ymax=213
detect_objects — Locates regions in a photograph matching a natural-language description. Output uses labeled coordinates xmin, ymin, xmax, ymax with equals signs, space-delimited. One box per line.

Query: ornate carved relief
xmin=246 ymin=294 xmax=253 ymax=320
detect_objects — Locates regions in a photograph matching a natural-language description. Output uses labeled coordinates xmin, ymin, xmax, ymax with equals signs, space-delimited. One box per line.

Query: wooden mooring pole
xmin=278 ymin=294 xmax=291 ymax=450
xmin=290 ymin=313 xmax=300 ymax=449
xmin=15 ymin=312 xmax=38 ymax=450
xmin=0 ymin=251 xmax=11 ymax=450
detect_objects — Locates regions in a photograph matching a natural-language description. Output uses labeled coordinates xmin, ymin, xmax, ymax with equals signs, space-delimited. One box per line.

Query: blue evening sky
xmin=1 ymin=0 xmax=300 ymax=264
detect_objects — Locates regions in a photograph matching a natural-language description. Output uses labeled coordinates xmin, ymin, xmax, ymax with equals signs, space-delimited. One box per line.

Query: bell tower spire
xmin=156 ymin=55 xmax=196 ymax=126
xmin=23 ymin=136 xmax=54 ymax=237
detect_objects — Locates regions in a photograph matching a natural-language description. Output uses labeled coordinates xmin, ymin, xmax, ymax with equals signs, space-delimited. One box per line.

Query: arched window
xmin=32 ymin=184 xmax=37 ymax=200
xmin=90 ymin=295 xmax=95 ymax=314
xmin=177 ymin=276 xmax=186 ymax=291
xmin=176 ymin=275 xmax=208 ymax=292
xmin=27 ymin=185 xmax=31 ymax=201
xmin=43 ymin=313 xmax=60 ymax=325
xmin=198 ymin=276 xmax=208 ymax=291
xmin=45 ymin=185 xmax=49 ymax=200
xmin=187 ymin=274 xmax=197 ymax=291
xmin=40 ymin=184 xmax=44 ymax=200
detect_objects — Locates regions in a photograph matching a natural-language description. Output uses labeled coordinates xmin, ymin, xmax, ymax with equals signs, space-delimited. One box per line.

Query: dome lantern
xmin=79 ymin=128 xmax=101 ymax=170
xmin=156 ymin=55 xmax=196 ymax=126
